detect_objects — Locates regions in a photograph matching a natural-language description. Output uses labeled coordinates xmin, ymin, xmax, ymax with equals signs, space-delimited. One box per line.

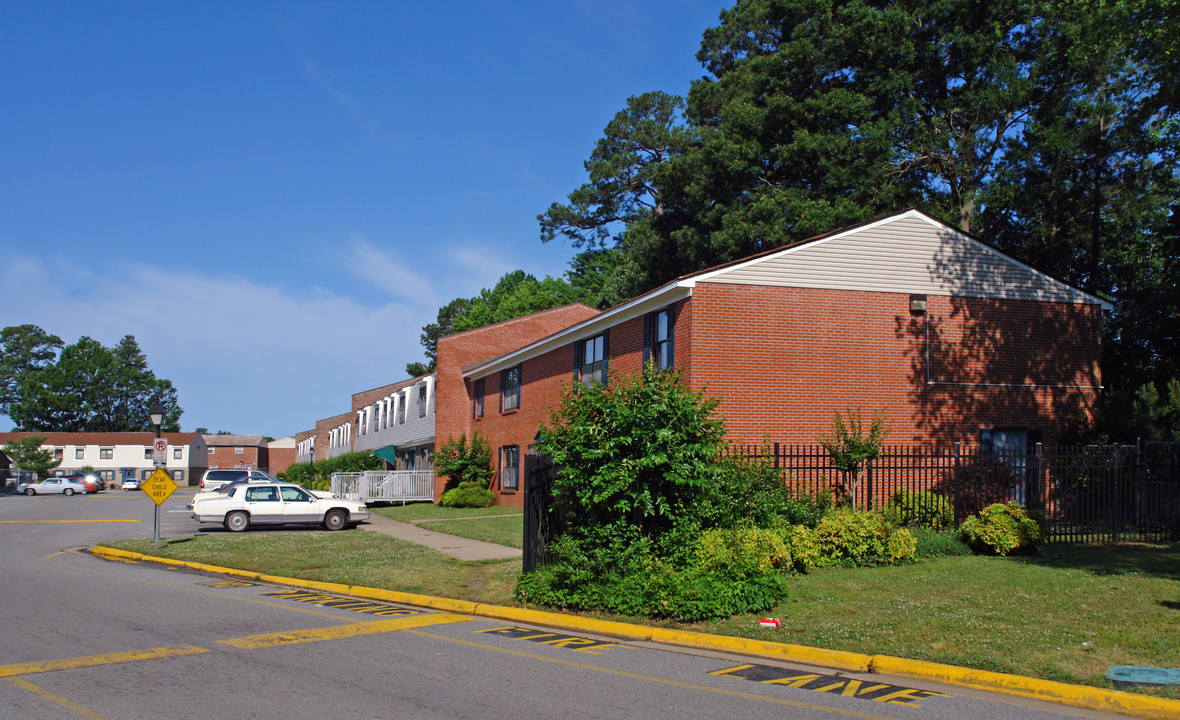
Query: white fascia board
xmin=462 ymin=282 xmax=693 ymax=379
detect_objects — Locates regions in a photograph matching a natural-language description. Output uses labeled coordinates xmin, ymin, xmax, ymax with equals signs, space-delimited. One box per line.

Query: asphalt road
xmin=0 ymin=488 xmax=1133 ymax=720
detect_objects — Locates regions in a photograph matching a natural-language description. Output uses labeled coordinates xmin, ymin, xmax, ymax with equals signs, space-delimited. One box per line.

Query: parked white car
xmin=18 ymin=477 xmax=90 ymax=496
xmin=199 ymin=469 xmax=278 ymax=492
xmin=191 ymin=481 xmax=369 ymax=533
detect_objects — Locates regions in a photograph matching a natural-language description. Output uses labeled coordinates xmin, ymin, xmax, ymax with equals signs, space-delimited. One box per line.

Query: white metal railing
xmin=330 ymin=470 xmax=435 ymax=505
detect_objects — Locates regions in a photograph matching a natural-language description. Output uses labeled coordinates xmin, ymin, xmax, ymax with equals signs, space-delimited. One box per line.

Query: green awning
xmin=371 ymin=445 xmax=398 ymax=464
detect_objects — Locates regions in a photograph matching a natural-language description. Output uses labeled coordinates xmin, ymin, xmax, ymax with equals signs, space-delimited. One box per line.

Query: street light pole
xmin=149 ymin=399 xmax=164 ymax=550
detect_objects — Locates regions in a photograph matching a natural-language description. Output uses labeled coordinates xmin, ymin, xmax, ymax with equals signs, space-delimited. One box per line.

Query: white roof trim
xmin=462 ymin=283 xmax=692 ymax=379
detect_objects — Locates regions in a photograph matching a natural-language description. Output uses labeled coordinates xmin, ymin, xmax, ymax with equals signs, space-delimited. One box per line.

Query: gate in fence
xmin=522 ymin=453 xmax=563 ymax=572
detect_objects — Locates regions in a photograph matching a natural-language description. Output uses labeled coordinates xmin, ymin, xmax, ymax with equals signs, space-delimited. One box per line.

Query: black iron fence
xmin=723 ymin=441 xmax=1180 ymax=543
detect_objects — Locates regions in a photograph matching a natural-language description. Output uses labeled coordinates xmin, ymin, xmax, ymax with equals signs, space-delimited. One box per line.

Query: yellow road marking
xmin=407 ymin=629 xmax=899 ymax=720
xmin=0 ymin=519 xmax=140 ymax=524
xmin=218 ymin=613 xmax=473 ymax=649
xmin=0 ymin=645 xmax=208 ymax=678
xmin=46 ymin=552 xmax=374 ymax=623
xmin=6 ymin=677 xmax=113 ymax=720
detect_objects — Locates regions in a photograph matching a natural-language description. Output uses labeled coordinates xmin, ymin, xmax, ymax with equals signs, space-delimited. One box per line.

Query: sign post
xmin=142 ymin=467 xmax=178 ymax=551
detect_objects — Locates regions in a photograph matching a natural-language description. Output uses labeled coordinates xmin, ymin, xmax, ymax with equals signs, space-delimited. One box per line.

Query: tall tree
xmin=1 ymin=434 xmax=61 ymax=480
xmin=8 ymin=335 xmax=182 ymax=432
xmin=0 ymin=325 xmax=63 ymax=417
xmin=407 ymin=271 xmax=589 ymax=374
xmin=545 ymin=0 xmax=1177 ymax=396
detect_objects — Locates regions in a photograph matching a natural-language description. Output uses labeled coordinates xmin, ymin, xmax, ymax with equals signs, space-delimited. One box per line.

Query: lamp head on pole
xmin=149 ymin=400 xmax=164 ymax=429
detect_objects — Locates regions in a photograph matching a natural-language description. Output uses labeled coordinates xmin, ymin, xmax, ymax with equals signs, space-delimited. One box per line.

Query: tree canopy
xmin=541 ymin=0 xmax=1179 ymax=436
xmin=4 ymin=331 xmax=182 ymax=432
xmin=407 ymin=270 xmax=590 ymax=375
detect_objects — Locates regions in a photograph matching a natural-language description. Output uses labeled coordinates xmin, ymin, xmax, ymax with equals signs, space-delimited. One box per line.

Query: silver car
xmin=18 ymin=477 xmax=90 ymax=496
xmin=190 ymin=481 xmax=369 ymax=533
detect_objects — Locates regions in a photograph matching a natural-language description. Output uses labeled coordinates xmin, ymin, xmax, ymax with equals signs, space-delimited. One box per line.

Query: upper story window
xmin=235 ymin=446 xmax=244 ymax=454
xmin=501 ymin=365 xmax=521 ymax=412
xmin=397 ymin=394 xmax=407 ymax=424
xmin=75 ymin=448 xmax=84 ymax=460
xmin=173 ymin=447 xmax=183 ymax=459
xmin=473 ymin=377 xmax=485 ymax=419
xmin=646 ymin=305 xmax=675 ymax=371
xmin=577 ymin=333 xmax=607 ymax=386
xmin=53 ymin=448 xmax=63 ymax=460
xmin=418 ymin=385 xmax=427 ymax=418
xmin=100 ymin=448 xmax=113 ymax=460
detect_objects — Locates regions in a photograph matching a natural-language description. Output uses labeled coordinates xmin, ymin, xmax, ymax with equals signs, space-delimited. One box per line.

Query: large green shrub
xmin=433 ymin=432 xmax=492 ymax=491
xmin=780 ymin=523 xmax=821 ymax=570
xmin=439 ymin=481 xmax=495 ymax=508
xmin=960 ymin=501 xmax=1046 ymax=555
xmin=882 ymin=489 xmax=954 ymax=530
xmin=814 ymin=510 xmax=916 ymax=566
xmin=516 ymin=367 xmax=794 ymax=619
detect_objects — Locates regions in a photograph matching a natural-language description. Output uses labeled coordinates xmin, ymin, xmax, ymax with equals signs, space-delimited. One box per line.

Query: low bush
xmin=960 ymin=501 xmax=1046 ymax=555
xmin=882 ymin=489 xmax=953 ymax=529
xmin=694 ymin=527 xmax=791 ymax=577
xmin=814 ymin=510 xmax=916 ymax=566
xmin=439 ymin=481 xmax=495 ymax=508
xmin=781 ymin=524 xmax=821 ymax=570
xmin=933 ymin=455 xmax=1021 ymax=523
xmin=911 ymin=527 xmax=972 ymax=558
xmin=515 ymin=527 xmax=790 ymax=621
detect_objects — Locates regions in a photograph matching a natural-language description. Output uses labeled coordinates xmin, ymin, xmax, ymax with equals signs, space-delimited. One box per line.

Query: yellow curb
xmin=89 ymin=546 xmax=1180 ymax=720
xmin=473 ymin=605 xmax=652 ymax=642
xmin=870 ymin=655 xmax=1180 ymax=720
xmin=649 ymin=628 xmax=872 ymax=673
xmin=345 ymin=585 xmax=480 ymax=615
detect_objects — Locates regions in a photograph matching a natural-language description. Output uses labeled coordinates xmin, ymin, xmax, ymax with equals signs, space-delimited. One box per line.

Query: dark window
xmin=100 ymin=448 xmax=113 ymax=459
xmin=473 ymin=378 xmax=485 ymax=418
xmin=500 ymin=446 xmax=519 ymax=491
xmin=501 ymin=365 xmax=521 ymax=411
xmin=419 ymin=385 xmax=428 ymax=418
xmin=577 ymin=333 xmax=607 ymax=386
xmin=397 ymin=395 xmax=406 ymax=424
xmin=645 ymin=305 xmax=675 ymax=370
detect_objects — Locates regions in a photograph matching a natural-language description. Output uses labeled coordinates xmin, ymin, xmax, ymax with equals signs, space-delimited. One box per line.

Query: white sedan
xmin=18 ymin=477 xmax=90 ymax=496
xmin=190 ymin=481 xmax=369 ymax=533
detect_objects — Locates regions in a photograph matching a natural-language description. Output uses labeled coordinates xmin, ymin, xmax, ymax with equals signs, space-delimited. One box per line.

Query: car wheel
xmin=224 ymin=511 xmax=249 ymax=533
xmin=64 ymin=488 xmax=75 ymax=496
xmin=24 ymin=488 xmax=34 ymax=496
xmin=322 ymin=509 xmax=348 ymax=531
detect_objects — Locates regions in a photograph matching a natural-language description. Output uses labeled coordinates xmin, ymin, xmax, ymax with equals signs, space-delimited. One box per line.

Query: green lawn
xmin=372 ymin=503 xmax=524 ymax=548
xmin=97 ymin=531 xmax=1179 ymax=699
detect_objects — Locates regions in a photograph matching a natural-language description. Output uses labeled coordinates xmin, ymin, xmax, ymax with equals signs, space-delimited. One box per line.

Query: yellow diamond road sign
xmin=143 ymin=468 xmax=178 ymax=506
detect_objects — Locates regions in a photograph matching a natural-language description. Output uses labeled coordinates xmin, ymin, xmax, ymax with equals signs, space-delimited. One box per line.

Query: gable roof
xmin=688 ymin=209 xmax=1112 ymax=309
xmin=462 ymin=209 xmax=1109 ymax=379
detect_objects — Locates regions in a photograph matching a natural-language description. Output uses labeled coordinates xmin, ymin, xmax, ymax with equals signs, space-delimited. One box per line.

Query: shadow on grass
xmin=1017 ymin=542 xmax=1180 ymax=582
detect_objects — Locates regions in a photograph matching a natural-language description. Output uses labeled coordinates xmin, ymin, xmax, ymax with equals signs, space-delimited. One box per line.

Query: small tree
xmin=433 ymin=432 xmax=492 ymax=491
xmin=2 ymin=434 xmax=61 ymax=480
xmin=817 ymin=408 xmax=889 ymax=508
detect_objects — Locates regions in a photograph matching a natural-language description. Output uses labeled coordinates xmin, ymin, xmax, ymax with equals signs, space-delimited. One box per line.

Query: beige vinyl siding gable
xmin=702 ymin=211 xmax=1104 ymax=306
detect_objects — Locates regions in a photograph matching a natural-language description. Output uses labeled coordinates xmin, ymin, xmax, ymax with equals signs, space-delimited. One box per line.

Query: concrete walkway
xmin=359 ymin=512 xmax=522 ymax=562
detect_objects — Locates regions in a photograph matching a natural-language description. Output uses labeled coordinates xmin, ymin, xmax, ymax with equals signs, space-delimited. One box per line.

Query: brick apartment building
xmin=433 ymin=209 xmax=1108 ymax=508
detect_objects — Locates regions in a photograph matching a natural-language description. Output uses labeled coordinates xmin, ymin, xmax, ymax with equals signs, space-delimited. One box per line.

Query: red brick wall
xmin=207 ymin=445 xmax=263 ymax=470
xmin=434 ymin=304 xmax=602 ymax=506
xmin=685 ymin=283 xmax=1101 ymax=446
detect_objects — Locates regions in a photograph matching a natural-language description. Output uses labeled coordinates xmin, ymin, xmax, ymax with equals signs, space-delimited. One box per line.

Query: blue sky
xmin=0 ymin=1 xmax=729 ymax=438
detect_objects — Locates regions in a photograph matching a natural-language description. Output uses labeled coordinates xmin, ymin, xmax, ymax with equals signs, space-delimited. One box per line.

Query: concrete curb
xmin=92 ymin=546 xmax=1180 ymax=720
